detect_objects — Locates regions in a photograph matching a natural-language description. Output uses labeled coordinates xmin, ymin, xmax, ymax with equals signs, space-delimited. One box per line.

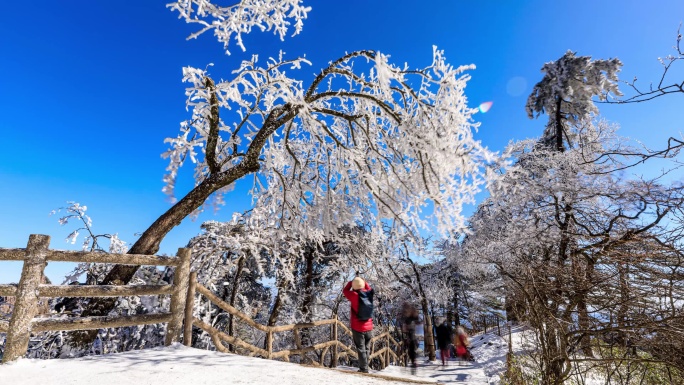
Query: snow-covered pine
xmin=526 ymin=51 xmax=622 ymax=151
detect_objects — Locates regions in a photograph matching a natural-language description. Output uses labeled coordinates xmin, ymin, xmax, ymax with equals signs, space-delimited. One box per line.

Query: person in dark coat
xmin=343 ymin=276 xmax=374 ymax=373
xmin=435 ymin=318 xmax=453 ymax=366
xmin=399 ymin=302 xmax=420 ymax=368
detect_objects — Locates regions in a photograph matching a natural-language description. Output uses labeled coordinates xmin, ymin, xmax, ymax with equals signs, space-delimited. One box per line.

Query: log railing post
xmin=183 ymin=271 xmax=197 ymax=347
xmin=266 ymin=330 xmax=274 ymax=359
xmin=384 ymin=328 xmax=390 ymax=368
xmin=331 ymin=316 xmax=338 ymax=368
xmin=3 ymin=234 xmax=49 ymax=363
xmin=294 ymin=327 xmax=302 ymax=350
xmin=165 ymin=248 xmax=191 ymax=345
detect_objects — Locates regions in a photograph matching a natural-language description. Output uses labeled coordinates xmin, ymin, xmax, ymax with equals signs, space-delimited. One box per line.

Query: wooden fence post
xmin=294 ymin=327 xmax=302 ymax=350
xmin=331 ymin=315 xmax=338 ymax=368
xmin=266 ymin=330 xmax=273 ymax=359
xmin=166 ymin=248 xmax=191 ymax=345
xmin=183 ymin=271 xmax=197 ymax=347
xmin=384 ymin=328 xmax=390 ymax=368
xmin=506 ymin=323 xmax=513 ymax=372
xmin=2 ymin=234 xmax=49 ymax=363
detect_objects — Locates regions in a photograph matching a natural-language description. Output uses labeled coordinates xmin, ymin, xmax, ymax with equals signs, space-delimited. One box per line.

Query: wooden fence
xmin=184 ymin=270 xmax=406 ymax=369
xmin=0 ymin=234 xmax=406 ymax=370
xmin=0 ymin=234 xmax=191 ymax=363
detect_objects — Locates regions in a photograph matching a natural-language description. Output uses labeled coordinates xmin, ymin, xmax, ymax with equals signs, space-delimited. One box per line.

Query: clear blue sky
xmin=1 ymin=1 xmax=682 ymax=283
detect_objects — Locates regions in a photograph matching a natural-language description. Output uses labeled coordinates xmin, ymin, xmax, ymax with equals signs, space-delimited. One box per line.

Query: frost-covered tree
xmin=523 ymin=50 xmax=622 ymax=364
xmin=464 ymin=120 xmax=684 ymax=385
xmin=526 ymin=51 xmax=622 ymax=152
xmin=78 ymin=0 xmax=495 ymax=344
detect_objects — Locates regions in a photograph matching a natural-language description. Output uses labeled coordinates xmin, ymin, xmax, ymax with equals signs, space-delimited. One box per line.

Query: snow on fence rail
xmin=0 ymin=234 xmax=191 ymax=363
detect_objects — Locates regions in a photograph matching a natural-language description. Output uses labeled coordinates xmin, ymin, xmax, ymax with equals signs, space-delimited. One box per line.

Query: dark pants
xmin=404 ymin=330 xmax=417 ymax=365
xmin=352 ymin=329 xmax=372 ymax=370
xmin=439 ymin=347 xmax=450 ymax=365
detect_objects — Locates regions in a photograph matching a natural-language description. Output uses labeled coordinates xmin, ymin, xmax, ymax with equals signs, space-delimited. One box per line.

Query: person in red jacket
xmin=343 ymin=276 xmax=374 ymax=373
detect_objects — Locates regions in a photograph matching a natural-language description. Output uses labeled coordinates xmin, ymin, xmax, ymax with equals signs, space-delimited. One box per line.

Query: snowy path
xmin=380 ymin=360 xmax=490 ymax=384
xmin=0 ymin=343 xmax=494 ymax=385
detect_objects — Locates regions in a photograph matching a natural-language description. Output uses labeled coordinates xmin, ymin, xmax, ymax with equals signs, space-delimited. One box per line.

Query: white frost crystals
xmin=162 ymin=44 xmax=497 ymax=240
xmin=167 ymin=0 xmax=311 ymax=55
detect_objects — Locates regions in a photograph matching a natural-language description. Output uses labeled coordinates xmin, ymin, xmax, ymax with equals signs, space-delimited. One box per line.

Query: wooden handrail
xmin=0 ymin=248 xmax=181 ymax=266
xmin=368 ymin=346 xmax=389 ymax=360
xmin=336 ymin=320 xmax=353 ymax=337
xmin=271 ymin=340 xmax=339 ymax=359
xmin=0 ymin=234 xmax=192 ymax=363
xmin=31 ymin=313 xmax=173 ymax=332
xmin=335 ymin=340 xmax=358 ymax=358
xmin=369 ymin=330 xmax=388 ymax=345
xmin=0 ymin=248 xmax=28 ymax=261
xmin=388 ymin=333 xmax=401 ymax=347
xmin=44 ymin=284 xmax=174 ymax=297
xmin=0 ymin=284 xmax=17 ymax=296
xmin=270 ymin=319 xmax=337 ymax=332
xmin=195 ymin=283 xmax=271 ymax=332
xmin=193 ymin=317 xmax=269 ymax=357
xmin=0 ymin=284 xmax=173 ymax=298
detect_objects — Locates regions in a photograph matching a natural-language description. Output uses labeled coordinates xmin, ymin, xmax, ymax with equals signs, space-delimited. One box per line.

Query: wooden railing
xmin=185 ymin=271 xmax=405 ymax=369
xmin=0 ymin=234 xmax=191 ymax=363
xmin=1 ymin=234 xmax=406 ymax=370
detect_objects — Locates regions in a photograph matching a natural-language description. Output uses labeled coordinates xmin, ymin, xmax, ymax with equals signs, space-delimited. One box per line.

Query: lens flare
xmin=478 ymin=101 xmax=493 ymax=113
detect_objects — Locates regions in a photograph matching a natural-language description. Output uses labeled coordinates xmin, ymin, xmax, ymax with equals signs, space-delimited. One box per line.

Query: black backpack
xmin=356 ymin=288 xmax=374 ymax=321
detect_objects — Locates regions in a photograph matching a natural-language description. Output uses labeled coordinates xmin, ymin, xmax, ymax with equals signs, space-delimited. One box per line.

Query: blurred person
xmin=435 ymin=318 xmax=453 ymax=366
xmin=453 ymin=326 xmax=473 ymax=361
xmin=399 ymin=302 xmax=420 ymax=369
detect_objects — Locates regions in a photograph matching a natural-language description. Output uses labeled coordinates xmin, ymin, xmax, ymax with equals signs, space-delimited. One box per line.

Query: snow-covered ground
xmin=0 ymin=343 xmax=498 ymax=385
xmin=0 ymin=330 xmax=528 ymax=385
xmin=381 ymin=360 xmax=490 ymax=384
xmin=468 ymin=324 xmax=537 ymax=384
xmin=0 ymin=344 xmax=430 ymax=385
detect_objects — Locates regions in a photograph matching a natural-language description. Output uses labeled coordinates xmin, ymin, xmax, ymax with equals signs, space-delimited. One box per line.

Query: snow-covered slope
xmin=468 ymin=325 xmax=537 ymax=384
xmin=0 ymin=330 xmax=531 ymax=385
xmin=0 ymin=344 xmax=431 ymax=385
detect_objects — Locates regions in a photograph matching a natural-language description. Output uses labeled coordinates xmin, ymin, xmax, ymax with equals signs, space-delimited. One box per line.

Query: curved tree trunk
xmin=68 ymin=164 xmax=258 ymax=347
xmin=68 ymin=95 xmax=297 ymax=347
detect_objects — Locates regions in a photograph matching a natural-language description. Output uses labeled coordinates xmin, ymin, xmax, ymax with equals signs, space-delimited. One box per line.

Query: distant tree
xmin=524 ymin=50 xmax=622 ymax=363
xmin=526 ymin=51 xmax=622 ymax=152
xmin=74 ymin=0 xmax=495 ymax=346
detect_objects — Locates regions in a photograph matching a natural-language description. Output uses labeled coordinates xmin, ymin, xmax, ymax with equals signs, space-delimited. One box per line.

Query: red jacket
xmin=343 ymin=281 xmax=374 ymax=332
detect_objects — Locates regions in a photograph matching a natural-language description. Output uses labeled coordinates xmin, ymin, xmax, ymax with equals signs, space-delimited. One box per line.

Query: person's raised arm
xmin=343 ymin=280 xmax=356 ymax=302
